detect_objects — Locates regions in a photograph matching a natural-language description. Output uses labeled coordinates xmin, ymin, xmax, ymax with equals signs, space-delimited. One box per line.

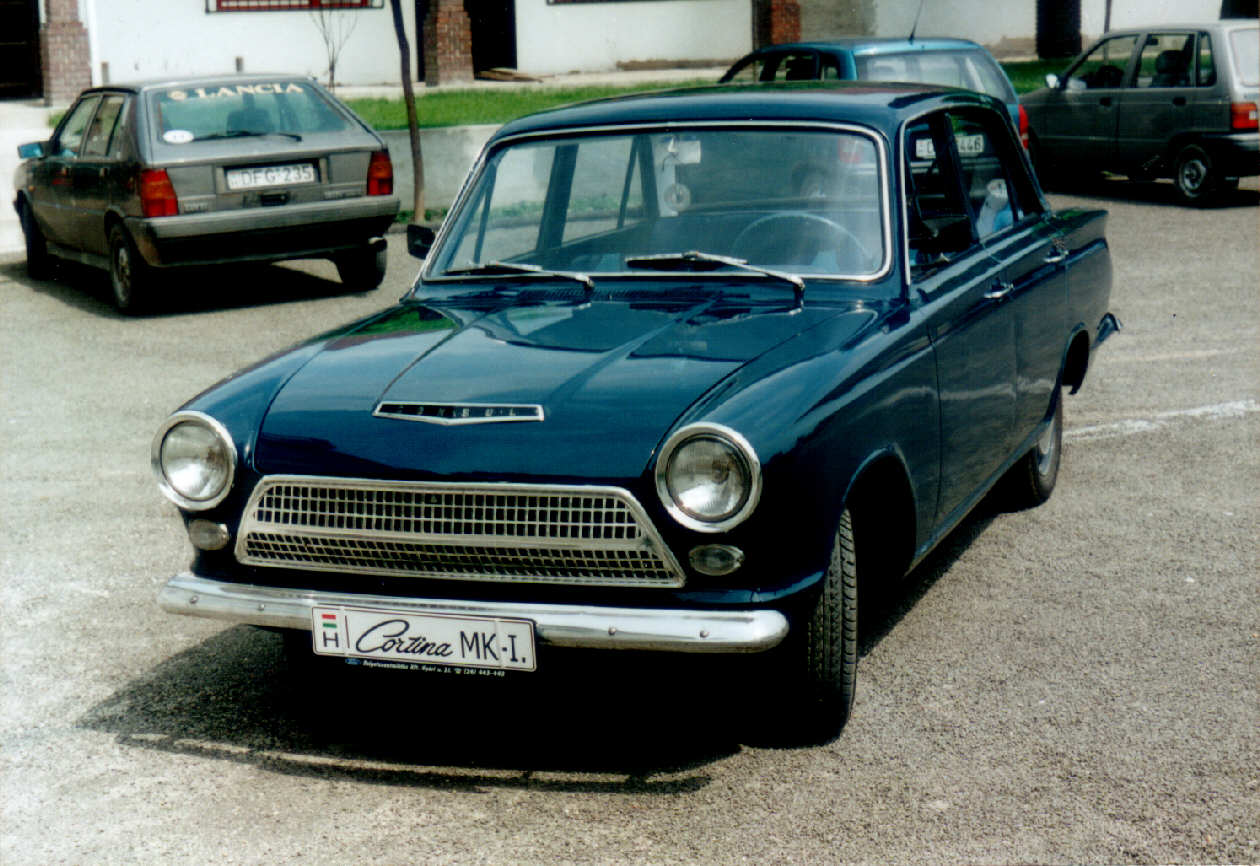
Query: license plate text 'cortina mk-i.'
xmin=310 ymin=607 xmax=536 ymax=671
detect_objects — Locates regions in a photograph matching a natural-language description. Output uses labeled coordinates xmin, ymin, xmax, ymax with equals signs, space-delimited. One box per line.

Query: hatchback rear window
xmin=148 ymin=81 xmax=350 ymax=144
xmin=1230 ymin=27 xmax=1259 ymax=87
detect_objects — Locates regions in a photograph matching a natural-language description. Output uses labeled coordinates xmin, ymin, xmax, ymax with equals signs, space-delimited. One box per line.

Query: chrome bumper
xmin=158 ymin=572 xmax=789 ymax=654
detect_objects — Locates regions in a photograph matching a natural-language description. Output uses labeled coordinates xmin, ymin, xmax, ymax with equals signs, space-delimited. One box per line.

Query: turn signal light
xmin=367 ymin=150 xmax=394 ymax=196
xmin=139 ymin=168 xmax=178 ymax=217
xmin=1231 ymin=101 xmax=1258 ymax=131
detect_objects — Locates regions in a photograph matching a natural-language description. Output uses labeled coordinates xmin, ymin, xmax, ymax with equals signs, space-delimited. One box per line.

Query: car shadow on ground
xmin=1 ymin=257 xmax=363 ymax=316
xmin=1042 ymin=173 xmax=1260 ymax=209
xmin=79 ymin=502 xmax=1006 ymax=784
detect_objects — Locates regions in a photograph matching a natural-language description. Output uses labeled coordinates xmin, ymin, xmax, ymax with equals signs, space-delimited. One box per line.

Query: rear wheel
xmin=1003 ymin=387 xmax=1063 ymax=509
xmin=18 ymin=202 xmax=52 ymax=280
xmin=108 ymin=224 xmax=149 ymax=313
xmin=1173 ymin=144 xmax=1218 ymax=205
xmin=335 ymin=243 xmax=387 ymax=291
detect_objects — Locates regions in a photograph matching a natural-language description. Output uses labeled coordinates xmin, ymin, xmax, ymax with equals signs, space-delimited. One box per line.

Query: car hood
xmin=253 ymin=289 xmax=878 ymax=482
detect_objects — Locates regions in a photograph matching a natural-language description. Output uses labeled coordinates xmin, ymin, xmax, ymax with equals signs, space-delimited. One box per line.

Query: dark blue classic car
xmin=152 ymin=83 xmax=1117 ymax=737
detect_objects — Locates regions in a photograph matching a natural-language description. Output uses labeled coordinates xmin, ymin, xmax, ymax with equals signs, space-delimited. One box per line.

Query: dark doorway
xmin=466 ymin=0 xmax=516 ymax=73
xmin=0 ymin=0 xmax=42 ymax=97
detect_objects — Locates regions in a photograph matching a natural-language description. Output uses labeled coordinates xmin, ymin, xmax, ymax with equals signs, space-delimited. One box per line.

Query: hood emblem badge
xmin=374 ymin=401 xmax=544 ymax=425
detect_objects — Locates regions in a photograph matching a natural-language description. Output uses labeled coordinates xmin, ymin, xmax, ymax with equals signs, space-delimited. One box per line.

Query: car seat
xmin=1150 ymin=50 xmax=1189 ymax=87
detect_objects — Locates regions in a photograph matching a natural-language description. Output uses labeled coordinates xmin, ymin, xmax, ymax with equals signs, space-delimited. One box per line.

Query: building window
xmin=208 ymin=0 xmax=382 ymax=11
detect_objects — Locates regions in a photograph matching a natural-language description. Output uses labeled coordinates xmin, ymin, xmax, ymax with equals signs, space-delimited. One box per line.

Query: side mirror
xmin=406 ymin=224 xmax=435 ymax=260
xmin=17 ymin=141 xmax=46 ymax=159
xmin=1044 ymin=73 xmax=1060 ymax=90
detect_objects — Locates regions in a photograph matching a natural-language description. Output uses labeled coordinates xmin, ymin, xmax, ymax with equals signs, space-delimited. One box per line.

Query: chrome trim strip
xmin=374 ymin=401 xmax=544 ymax=425
xmin=158 ymin=572 xmax=789 ymax=653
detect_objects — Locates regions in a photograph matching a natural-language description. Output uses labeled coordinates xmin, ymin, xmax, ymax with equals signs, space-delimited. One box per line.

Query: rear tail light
xmin=367 ymin=151 xmax=393 ymax=196
xmin=1018 ymin=104 xmax=1030 ymax=150
xmin=1231 ymin=101 xmax=1258 ymax=131
xmin=139 ymin=169 xmax=178 ymax=217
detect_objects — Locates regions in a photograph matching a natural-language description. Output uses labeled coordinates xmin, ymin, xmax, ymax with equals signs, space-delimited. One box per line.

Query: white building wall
xmin=514 ymin=0 xmax=751 ymax=75
xmin=83 ymin=0 xmax=411 ymax=88
xmin=874 ymin=0 xmax=1225 ymax=47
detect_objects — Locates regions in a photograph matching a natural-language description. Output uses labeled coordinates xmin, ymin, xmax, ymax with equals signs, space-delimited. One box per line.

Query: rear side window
xmin=82 ymin=95 xmax=126 ymax=157
xmin=54 ymin=95 xmax=101 ymax=157
xmin=1136 ymin=32 xmax=1195 ymax=88
xmin=148 ymin=81 xmax=350 ymax=144
xmin=1230 ymin=27 xmax=1259 ymax=87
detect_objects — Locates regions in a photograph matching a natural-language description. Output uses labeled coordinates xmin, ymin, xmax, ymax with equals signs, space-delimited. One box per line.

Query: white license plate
xmin=226 ymin=163 xmax=316 ymax=191
xmin=310 ymin=606 xmax=536 ymax=672
xmin=913 ymin=134 xmax=986 ymax=160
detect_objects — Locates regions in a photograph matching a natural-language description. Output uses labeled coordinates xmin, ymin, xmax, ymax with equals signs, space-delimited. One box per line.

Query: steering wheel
xmin=731 ymin=212 xmax=873 ymax=271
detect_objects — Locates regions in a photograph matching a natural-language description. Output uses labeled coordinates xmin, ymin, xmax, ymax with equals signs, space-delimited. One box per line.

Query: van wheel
xmin=336 ymin=243 xmax=387 ymax=291
xmin=1173 ymin=144 xmax=1217 ymax=205
xmin=19 ymin=202 xmax=52 ymax=280
xmin=108 ymin=224 xmax=149 ymax=313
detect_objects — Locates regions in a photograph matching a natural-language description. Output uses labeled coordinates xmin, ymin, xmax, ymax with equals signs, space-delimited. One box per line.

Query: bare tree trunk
xmin=390 ymin=0 xmax=425 ymax=224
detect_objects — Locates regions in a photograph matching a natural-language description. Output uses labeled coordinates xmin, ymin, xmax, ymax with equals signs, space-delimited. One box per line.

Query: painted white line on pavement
xmin=1067 ymin=400 xmax=1260 ymax=442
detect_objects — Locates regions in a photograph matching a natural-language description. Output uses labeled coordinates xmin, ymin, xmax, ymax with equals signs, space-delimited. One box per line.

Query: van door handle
xmin=985 ymin=280 xmax=1013 ymax=300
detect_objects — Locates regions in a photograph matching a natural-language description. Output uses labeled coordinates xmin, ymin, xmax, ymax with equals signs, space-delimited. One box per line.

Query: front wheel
xmin=1002 ymin=387 xmax=1063 ymax=509
xmin=108 ymin=224 xmax=150 ymax=313
xmin=335 ymin=242 xmax=387 ymax=291
xmin=1173 ymin=144 xmax=1218 ymax=205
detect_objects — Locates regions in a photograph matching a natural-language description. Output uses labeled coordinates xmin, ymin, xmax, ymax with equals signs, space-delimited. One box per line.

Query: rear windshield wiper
xmin=443 ymin=261 xmax=594 ymax=292
xmin=197 ymin=130 xmax=304 ymax=142
xmin=624 ymin=251 xmax=804 ymax=301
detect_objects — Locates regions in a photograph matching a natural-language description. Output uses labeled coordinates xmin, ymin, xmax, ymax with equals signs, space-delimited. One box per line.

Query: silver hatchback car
xmin=13 ymin=74 xmax=399 ymax=311
xmin=1022 ymin=19 xmax=1259 ymax=204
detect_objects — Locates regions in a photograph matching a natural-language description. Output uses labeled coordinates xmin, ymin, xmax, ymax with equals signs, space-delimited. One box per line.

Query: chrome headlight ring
xmin=655 ymin=422 xmax=761 ymax=533
xmin=151 ymin=411 xmax=237 ymax=511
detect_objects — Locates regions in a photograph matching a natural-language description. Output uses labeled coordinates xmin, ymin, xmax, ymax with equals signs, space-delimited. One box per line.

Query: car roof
xmin=1093 ymin=20 xmax=1257 ymax=37
xmin=743 ymin=37 xmax=989 ymax=57
xmin=74 ymin=73 xmax=321 ymax=97
xmin=492 ymin=81 xmax=1000 ymax=142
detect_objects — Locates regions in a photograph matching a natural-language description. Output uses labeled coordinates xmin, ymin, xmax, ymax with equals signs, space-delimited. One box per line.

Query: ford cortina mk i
xmin=151 ymin=83 xmax=1118 ymax=736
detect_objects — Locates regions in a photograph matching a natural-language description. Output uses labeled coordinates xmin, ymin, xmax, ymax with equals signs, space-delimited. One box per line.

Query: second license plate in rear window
xmin=225 ymin=163 xmax=316 ymax=191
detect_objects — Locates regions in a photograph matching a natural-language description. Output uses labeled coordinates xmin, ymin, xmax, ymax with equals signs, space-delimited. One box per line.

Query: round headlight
xmin=656 ymin=424 xmax=760 ymax=533
xmin=152 ymin=412 xmax=236 ymax=510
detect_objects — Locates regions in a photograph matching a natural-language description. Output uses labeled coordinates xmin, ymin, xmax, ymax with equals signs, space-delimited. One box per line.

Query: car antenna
xmin=908 ymin=0 xmax=925 ymax=42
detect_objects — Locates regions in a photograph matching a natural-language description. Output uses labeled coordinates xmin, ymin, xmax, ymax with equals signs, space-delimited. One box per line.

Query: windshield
xmin=148 ymin=81 xmax=350 ymax=144
xmin=857 ymin=50 xmax=1016 ymax=103
xmin=1230 ymin=27 xmax=1259 ymax=87
xmin=427 ymin=126 xmax=887 ymax=281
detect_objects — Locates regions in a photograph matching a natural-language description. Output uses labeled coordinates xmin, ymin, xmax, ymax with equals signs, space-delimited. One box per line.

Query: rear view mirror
xmin=17 ymin=141 xmax=46 ymax=159
xmin=407 ymin=224 xmax=435 ymax=260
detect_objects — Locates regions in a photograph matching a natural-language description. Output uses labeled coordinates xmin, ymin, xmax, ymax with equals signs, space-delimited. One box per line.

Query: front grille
xmin=235 ymin=477 xmax=685 ymax=588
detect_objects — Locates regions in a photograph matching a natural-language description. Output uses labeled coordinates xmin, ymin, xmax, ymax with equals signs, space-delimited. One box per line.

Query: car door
xmin=70 ymin=93 xmax=128 ymax=256
xmin=1115 ymin=31 xmax=1197 ymax=171
xmin=906 ymin=111 xmax=1018 ymax=524
xmin=1039 ymin=34 xmax=1139 ymax=167
xmin=31 ymin=94 xmax=101 ymax=249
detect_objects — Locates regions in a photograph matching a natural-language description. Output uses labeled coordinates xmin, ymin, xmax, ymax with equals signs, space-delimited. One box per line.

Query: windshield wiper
xmin=197 ymin=130 xmax=303 ymax=142
xmin=444 ymin=261 xmax=594 ymax=292
xmin=624 ymin=251 xmax=804 ymax=302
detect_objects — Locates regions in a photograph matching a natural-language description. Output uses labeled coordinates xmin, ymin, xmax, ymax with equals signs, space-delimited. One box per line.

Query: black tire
xmin=335 ymin=243 xmax=387 ymax=291
xmin=18 ymin=202 xmax=53 ymax=281
xmin=1173 ymin=144 xmax=1218 ymax=205
xmin=762 ymin=509 xmax=859 ymax=742
xmin=1003 ymin=387 xmax=1063 ymax=510
xmin=108 ymin=224 xmax=149 ymax=313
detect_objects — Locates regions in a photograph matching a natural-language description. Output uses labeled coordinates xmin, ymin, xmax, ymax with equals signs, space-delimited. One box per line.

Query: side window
xmin=1137 ymin=32 xmax=1194 ymax=88
xmin=949 ymin=112 xmax=1017 ymax=239
xmin=769 ymin=52 xmax=820 ymax=81
xmin=1067 ymin=35 xmax=1138 ymax=90
xmin=723 ymin=57 xmax=764 ymax=83
xmin=1196 ymin=32 xmax=1217 ymax=87
xmin=54 ymin=96 xmax=102 ymax=157
xmin=905 ymin=115 xmax=973 ymax=275
xmin=83 ymin=95 xmax=125 ymax=157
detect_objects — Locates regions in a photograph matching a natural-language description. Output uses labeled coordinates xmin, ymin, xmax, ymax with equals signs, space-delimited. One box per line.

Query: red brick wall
xmin=40 ymin=0 xmax=91 ymax=106
xmin=754 ymin=0 xmax=802 ymax=49
xmin=423 ymin=0 xmax=474 ymax=86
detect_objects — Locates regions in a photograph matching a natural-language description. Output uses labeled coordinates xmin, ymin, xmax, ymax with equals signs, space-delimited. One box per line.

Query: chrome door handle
xmin=985 ymin=281 xmax=1013 ymax=300
xmin=1044 ymin=249 xmax=1069 ymax=264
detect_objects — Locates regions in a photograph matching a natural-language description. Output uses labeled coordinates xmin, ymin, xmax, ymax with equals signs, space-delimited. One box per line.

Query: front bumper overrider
xmin=159 ymin=572 xmax=790 ymax=654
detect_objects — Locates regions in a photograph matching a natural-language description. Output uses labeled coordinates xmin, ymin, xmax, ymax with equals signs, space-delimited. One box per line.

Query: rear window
xmin=147 ymin=81 xmax=351 ymax=144
xmin=857 ymin=50 xmax=1016 ymax=103
xmin=1229 ymin=27 xmax=1259 ymax=88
